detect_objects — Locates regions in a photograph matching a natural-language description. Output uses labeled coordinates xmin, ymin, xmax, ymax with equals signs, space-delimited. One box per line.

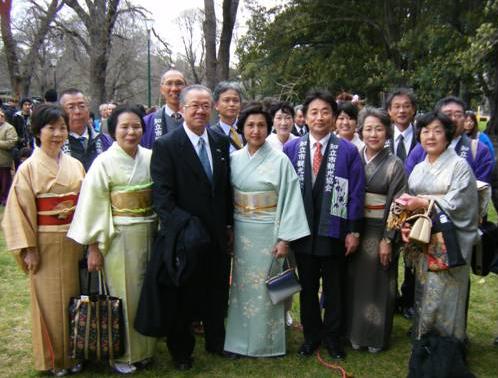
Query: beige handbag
xmin=406 ymin=199 xmax=435 ymax=244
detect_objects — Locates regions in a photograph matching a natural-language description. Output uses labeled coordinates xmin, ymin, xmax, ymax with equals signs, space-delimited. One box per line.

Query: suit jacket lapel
xmin=208 ymin=128 xmax=226 ymax=190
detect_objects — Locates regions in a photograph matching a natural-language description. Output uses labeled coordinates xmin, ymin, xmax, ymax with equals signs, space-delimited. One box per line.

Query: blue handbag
xmin=265 ymin=257 xmax=301 ymax=305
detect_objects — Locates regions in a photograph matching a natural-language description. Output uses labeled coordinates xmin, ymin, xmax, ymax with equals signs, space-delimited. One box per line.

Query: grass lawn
xmin=0 ymin=209 xmax=497 ymax=377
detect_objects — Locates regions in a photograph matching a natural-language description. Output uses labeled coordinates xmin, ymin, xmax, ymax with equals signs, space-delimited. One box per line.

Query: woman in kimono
xmin=400 ymin=111 xmax=478 ymax=342
xmin=224 ymin=103 xmax=310 ymax=357
xmin=68 ymin=104 xmax=156 ymax=374
xmin=2 ymin=105 xmax=85 ymax=376
xmin=346 ymin=107 xmax=406 ymax=353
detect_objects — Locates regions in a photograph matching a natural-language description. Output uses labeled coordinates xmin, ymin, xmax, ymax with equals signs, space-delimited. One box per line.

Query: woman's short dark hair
xmin=337 ymin=102 xmax=358 ymax=120
xmin=415 ymin=111 xmax=455 ymax=146
xmin=31 ymin=104 xmax=68 ymax=146
xmin=270 ymin=101 xmax=295 ymax=119
xmin=237 ymin=102 xmax=272 ymax=135
xmin=302 ymin=89 xmax=338 ymax=117
xmin=107 ymin=104 xmax=146 ymax=140
xmin=357 ymin=107 xmax=392 ymax=140
xmin=464 ymin=111 xmax=478 ymax=138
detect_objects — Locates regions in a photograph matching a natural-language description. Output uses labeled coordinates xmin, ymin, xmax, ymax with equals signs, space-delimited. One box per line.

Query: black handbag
xmin=69 ymin=269 xmax=125 ymax=361
xmin=265 ymin=257 xmax=301 ymax=305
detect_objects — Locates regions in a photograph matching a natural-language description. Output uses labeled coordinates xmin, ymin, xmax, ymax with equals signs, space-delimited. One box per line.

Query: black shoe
xmin=403 ymin=307 xmax=415 ymax=320
xmin=326 ymin=343 xmax=346 ymax=360
xmin=174 ymin=358 xmax=193 ymax=371
xmin=298 ymin=341 xmax=320 ymax=357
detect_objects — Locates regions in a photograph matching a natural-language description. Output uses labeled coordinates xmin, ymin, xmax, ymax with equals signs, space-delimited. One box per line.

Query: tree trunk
xmin=0 ymin=0 xmax=62 ymax=98
xmin=203 ymin=0 xmax=217 ymax=90
xmin=217 ymin=0 xmax=239 ymax=81
xmin=66 ymin=0 xmax=120 ymax=111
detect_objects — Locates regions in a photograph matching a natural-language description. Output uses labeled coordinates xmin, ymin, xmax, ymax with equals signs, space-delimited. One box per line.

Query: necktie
xmin=230 ymin=127 xmax=243 ymax=149
xmin=172 ymin=112 xmax=182 ymax=121
xmin=299 ymin=128 xmax=304 ymax=136
xmin=313 ymin=142 xmax=322 ymax=177
xmin=197 ymin=138 xmax=213 ymax=183
xmin=78 ymin=136 xmax=87 ymax=149
xmin=396 ymin=135 xmax=407 ymax=161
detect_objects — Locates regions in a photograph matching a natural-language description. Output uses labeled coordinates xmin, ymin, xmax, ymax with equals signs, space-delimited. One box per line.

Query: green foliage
xmin=237 ymin=0 xmax=492 ymax=109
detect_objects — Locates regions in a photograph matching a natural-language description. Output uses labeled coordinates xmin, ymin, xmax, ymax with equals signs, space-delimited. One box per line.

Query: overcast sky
xmin=132 ymin=0 xmax=279 ymax=59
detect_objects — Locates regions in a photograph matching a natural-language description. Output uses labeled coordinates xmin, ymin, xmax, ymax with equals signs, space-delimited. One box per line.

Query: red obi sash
xmin=36 ymin=193 xmax=79 ymax=226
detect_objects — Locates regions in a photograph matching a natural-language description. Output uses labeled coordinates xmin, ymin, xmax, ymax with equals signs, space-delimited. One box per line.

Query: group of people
xmin=1 ymin=68 xmax=497 ymax=377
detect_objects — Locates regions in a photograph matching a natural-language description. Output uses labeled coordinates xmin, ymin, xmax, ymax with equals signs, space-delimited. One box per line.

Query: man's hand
xmin=345 ymin=233 xmax=360 ymax=256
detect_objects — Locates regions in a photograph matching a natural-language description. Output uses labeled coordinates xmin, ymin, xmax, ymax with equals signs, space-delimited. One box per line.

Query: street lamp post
xmin=145 ymin=20 xmax=153 ymax=108
xmin=49 ymin=58 xmax=57 ymax=90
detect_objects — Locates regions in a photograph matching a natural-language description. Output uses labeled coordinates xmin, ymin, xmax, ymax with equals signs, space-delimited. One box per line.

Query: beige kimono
xmin=1 ymin=148 xmax=85 ymax=371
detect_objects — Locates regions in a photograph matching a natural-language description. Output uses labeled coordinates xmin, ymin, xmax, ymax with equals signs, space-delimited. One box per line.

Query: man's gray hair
xmin=213 ymin=81 xmax=242 ymax=102
xmin=294 ymin=104 xmax=304 ymax=113
xmin=179 ymin=85 xmax=213 ymax=105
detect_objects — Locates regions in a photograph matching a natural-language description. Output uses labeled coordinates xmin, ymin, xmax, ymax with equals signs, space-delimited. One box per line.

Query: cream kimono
xmin=68 ymin=143 xmax=157 ymax=364
xmin=2 ymin=148 xmax=85 ymax=371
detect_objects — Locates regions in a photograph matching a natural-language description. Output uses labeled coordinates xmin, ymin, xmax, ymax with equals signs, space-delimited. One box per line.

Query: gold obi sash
xmin=37 ymin=192 xmax=79 ymax=226
xmin=234 ymin=190 xmax=277 ymax=222
xmin=364 ymin=192 xmax=387 ymax=219
xmin=111 ymin=188 xmax=153 ymax=217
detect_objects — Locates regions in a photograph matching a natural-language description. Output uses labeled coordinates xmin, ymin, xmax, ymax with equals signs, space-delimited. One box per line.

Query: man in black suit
xmin=385 ymin=88 xmax=418 ymax=320
xmin=291 ymin=104 xmax=309 ymax=136
xmin=212 ymin=81 xmax=244 ymax=154
xmin=150 ymin=84 xmax=233 ymax=371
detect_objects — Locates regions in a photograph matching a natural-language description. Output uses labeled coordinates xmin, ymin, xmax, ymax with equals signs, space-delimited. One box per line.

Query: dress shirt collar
xmin=70 ymin=127 xmax=89 ymax=140
xmin=183 ymin=123 xmax=209 ymax=148
xmin=164 ymin=104 xmax=182 ymax=118
xmin=449 ymin=134 xmax=462 ymax=150
xmin=218 ymin=119 xmax=238 ymax=135
xmin=309 ymin=132 xmax=331 ymax=150
xmin=393 ymin=123 xmax=414 ymax=142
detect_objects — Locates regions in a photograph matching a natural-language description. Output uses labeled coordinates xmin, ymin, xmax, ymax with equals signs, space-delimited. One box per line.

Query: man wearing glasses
xmin=138 ymin=85 xmax=232 ymax=371
xmin=141 ymin=69 xmax=187 ymax=148
xmin=59 ymin=88 xmax=112 ymax=171
xmin=405 ymin=96 xmax=494 ymax=183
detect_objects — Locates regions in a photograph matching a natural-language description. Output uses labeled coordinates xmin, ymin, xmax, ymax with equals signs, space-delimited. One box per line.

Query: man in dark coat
xmin=148 ymin=84 xmax=233 ymax=371
xmin=59 ymin=88 xmax=112 ymax=171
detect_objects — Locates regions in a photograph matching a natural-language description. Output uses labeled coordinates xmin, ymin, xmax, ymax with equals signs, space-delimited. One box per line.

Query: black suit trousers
xmin=166 ymin=250 xmax=230 ymax=362
xmin=295 ymin=248 xmax=346 ymax=346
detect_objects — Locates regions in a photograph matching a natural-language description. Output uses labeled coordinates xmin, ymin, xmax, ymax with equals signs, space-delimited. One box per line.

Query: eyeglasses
xmin=64 ymin=103 xmax=88 ymax=112
xmin=184 ymin=103 xmax=211 ymax=112
xmin=442 ymin=111 xmax=464 ymax=120
xmin=161 ymin=80 xmax=185 ymax=88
